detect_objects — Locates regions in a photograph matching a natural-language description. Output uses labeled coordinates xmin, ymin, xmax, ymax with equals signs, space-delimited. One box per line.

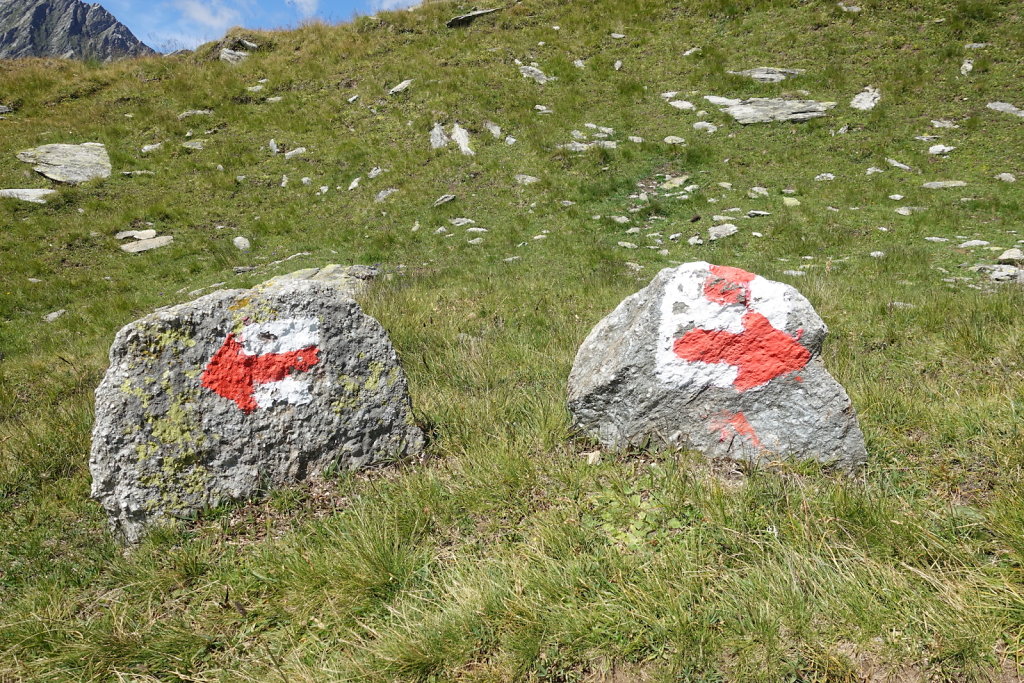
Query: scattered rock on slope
xmin=850 ymin=86 xmax=880 ymax=110
xmin=447 ymin=8 xmax=499 ymax=27
xmin=567 ymin=262 xmax=867 ymax=468
xmin=727 ymin=67 xmax=805 ymax=82
xmin=90 ymin=272 xmax=424 ymax=544
xmin=707 ymin=97 xmax=836 ymax=124
xmin=16 ymin=143 xmax=111 ymax=183
xmin=987 ymin=102 xmax=1024 ymax=118
xmin=0 ymin=188 xmax=57 ymax=203
xmin=219 ymin=48 xmax=249 ymax=64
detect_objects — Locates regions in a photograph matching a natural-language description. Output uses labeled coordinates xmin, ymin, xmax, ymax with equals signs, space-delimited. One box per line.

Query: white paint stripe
xmin=240 ymin=317 xmax=319 ymax=355
xmin=253 ymin=376 xmax=315 ymax=409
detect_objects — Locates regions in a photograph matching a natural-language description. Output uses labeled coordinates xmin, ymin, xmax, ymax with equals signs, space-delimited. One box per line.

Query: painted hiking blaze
xmin=569 ymin=261 xmax=867 ymax=467
xmin=658 ymin=264 xmax=811 ymax=393
xmin=202 ymin=318 xmax=321 ymax=413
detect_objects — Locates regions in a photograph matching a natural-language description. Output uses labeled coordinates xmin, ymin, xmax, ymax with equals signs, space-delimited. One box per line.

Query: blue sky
xmin=103 ymin=0 xmax=419 ymax=53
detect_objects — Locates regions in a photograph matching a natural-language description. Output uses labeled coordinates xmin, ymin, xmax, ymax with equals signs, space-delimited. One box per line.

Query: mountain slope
xmin=0 ymin=0 xmax=1023 ymax=680
xmin=0 ymin=0 xmax=153 ymax=60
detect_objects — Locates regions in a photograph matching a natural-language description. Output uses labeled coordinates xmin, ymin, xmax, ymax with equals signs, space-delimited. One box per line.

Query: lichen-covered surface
xmin=568 ymin=262 xmax=866 ymax=468
xmin=89 ymin=278 xmax=423 ymax=544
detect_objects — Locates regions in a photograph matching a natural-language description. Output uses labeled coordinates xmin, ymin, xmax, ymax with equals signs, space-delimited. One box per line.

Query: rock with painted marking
xmin=16 ymin=143 xmax=111 ymax=184
xmin=567 ymin=262 xmax=867 ymax=468
xmin=89 ymin=274 xmax=423 ymax=544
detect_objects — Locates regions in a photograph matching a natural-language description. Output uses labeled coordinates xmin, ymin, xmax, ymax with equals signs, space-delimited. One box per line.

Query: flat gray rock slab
xmin=922 ymin=180 xmax=966 ymax=189
xmin=727 ymin=67 xmax=805 ymax=82
xmin=219 ymin=48 xmax=249 ymax=64
xmin=568 ymin=262 xmax=867 ymax=468
xmin=121 ymin=235 xmax=173 ymax=252
xmin=711 ymin=97 xmax=836 ymax=124
xmin=90 ymin=276 xmax=423 ymax=544
xmin=0 ymin=188 xmax=57 ymax=203
xmin=263 ymin=264 xmax=379 ymax=299
xmin=446 ymin=7 xmax=499 ymax=27
xmin=988 ymin=101 xmax=1024 ymax=118
xmin=850 ymin=86 xmax=880 ymax=110
xmin=16 ymin=143 xmax=111 ymax=183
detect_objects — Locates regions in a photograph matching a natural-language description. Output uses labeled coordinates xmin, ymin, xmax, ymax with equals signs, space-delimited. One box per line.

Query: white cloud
xmin=174 ymin=0 xmax=241 ymax=33
xmin=369 ymin=0 xmax=420 ymax=10
xmin=286 ymin=0 xmax=319 ymax=17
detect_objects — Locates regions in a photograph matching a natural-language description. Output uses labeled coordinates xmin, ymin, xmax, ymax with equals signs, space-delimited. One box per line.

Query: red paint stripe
xmin=201 ymin=334 xmax=319 ymax=413
xmin=673 ymin=311 xmax=810 ymax=391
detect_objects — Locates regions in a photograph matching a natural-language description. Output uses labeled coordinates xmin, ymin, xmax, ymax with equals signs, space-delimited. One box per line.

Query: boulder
xmin=709 ymin=97 xmax=836 ymax=124
xmin=568 ymin=262 xmax=866 ymax=468
xmin=90 ymin=272 xmax=423 ymax=543
xmin=16 ymin=142 xmax=110 ymax=183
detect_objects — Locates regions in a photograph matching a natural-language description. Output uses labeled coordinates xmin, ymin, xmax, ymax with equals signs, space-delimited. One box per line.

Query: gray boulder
xmin=568 ymin=262 xmax=866 ymax=468
xmin=16 ymin=142 xmax=111 ymax=183
xmin=710 ymin=97 xmax=836 ymax=124
xmin=90 ymin=272 xmax=424 ymax=544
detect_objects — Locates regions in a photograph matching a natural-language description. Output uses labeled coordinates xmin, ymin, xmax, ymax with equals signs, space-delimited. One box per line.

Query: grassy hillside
xmin=2 ymin=0 xmax=1023 ymax=679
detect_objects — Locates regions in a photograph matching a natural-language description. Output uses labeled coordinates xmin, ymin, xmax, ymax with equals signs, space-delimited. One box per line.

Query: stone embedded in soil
xmin=0 ymin=188 xmax=57 ymax=203
xmin=89 ymin=273 xmax=423 ymax=544
xmin=388 ymin=79 xmax=413 ymax=95
xmin=219 ymin=48 xmax=249 ymax=64
xmin=121 ymin=235 xmax=173 ymax=253
xmin=16 ymin=143 xmax=111 ymax=184
xmin=709 ymin=97 xmax=836 ymax=124
xmin=567 ymin=262 xmax=867 ymax=468
xmin=987 ymin=101 xmax=1024 ymax=118
xmin=923 ymin=180 xmax=966 ymax=189
xmin=727 ymin=67 xmax=805 ymax=83
xmin=850 ymin=86 xmax=880 ymax=110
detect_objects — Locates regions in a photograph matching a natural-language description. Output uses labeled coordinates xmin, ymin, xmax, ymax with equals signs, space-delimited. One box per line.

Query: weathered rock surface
xmin=710 ymin=97 xmax=836 ymax=124
xmin=850 ymin=86 xmax=880 ymax=110
xmin=0 ymin=188 xmax=56 ymax=203
xmin=0 ymin=0 xmax=154 ymax=60
xmin=16 ymin=142 xmax=111 ymax=183
xmin=568 ymin=262 xmax=867 ymax=468
xmin=987 ymin=101 xmax=1024 ymax=118
xmin=121 ymin=235 xmax=172 ymax=252
xmin=219 ymin=48 xmax=249 ymax=64
xmin=727 ymin=67 xmax=804 ymax=82
xmin=90 ymin=273 xmax=423 ymax=543
xmin=446 ymin=7 xmax=499 ymax=27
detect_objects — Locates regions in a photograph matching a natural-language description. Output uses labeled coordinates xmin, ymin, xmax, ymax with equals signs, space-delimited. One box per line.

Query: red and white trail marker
xmin=656 ymin=264 xmax=810 ymax=393
xmin=202 ymin=318 xmax=321 ymax=413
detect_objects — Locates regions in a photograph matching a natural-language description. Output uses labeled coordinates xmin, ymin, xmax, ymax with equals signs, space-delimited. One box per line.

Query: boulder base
xmin=90 ymin=274 xmax=423 ymax=543
xmin=568 ymin=262 xmax=866 ymax=468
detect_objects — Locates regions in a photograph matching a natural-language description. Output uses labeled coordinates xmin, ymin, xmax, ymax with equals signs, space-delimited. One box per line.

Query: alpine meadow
xmin=2 ymin=0 xmax=1024 ymax=680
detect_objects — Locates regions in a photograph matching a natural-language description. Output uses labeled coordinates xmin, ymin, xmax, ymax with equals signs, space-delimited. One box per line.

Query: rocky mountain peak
xmin=0 ymin=0 xmax=154 ymax=61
